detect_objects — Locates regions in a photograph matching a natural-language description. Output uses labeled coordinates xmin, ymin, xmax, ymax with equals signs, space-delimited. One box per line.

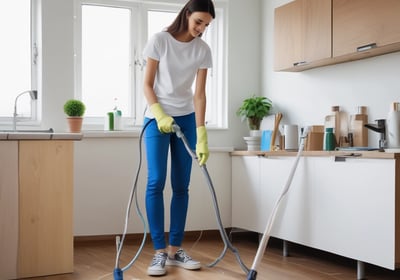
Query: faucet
xmin=13 ymin=90 xmax=38 ymax=131
xmin=364 ymin=119 xmax=386 ymax=149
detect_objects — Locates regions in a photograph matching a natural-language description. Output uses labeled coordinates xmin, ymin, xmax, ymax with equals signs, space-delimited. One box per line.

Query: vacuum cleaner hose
xmin=113 ymin=121 xmax=250 ymax=280
xmin=172 ymin=124 xmax=249 ymax=273
xmin=113 ymin=120 xmax=153 ymax=280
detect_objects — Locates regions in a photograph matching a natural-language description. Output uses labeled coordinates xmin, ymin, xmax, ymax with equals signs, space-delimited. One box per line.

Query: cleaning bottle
xmin=349 ymin=106 xmax=368 ymax=147
xmin=323 ymin=127 xmax=336 ymax=151
xmin=113 ymin=98 xmax=122 ymax=130
xmin=386 ymin=102 xmax=400 ymax=149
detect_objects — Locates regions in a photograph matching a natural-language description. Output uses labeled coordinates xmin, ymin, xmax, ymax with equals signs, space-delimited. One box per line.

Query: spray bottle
xmin=113 ymin=98 xmax=122 ymax=130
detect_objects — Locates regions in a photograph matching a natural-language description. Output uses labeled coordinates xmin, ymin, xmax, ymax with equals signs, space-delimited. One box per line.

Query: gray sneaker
xmin=166 ymin=248 xmax=201 ymax=270
xmin=147 ymin=252 xmax=168 ymax=276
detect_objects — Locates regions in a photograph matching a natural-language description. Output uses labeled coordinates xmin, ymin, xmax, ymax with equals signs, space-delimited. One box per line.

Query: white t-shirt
xmin=143 ymin=32 xmax=213 ymax=118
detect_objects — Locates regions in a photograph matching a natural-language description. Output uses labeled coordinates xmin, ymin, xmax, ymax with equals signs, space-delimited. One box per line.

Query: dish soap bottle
xmin=113 ymin=98 xmax=122 ymax=130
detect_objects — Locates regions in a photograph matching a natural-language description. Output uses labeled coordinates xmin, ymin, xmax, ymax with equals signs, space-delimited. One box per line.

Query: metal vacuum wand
xmin=246 ymin=126 xmax=310 ymax=280
xmin=172 ymin=124 xmax=249 ymax=274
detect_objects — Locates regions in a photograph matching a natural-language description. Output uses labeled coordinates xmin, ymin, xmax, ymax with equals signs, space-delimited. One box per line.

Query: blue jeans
xmin=144 ymin=113 xmax=196 ymax=250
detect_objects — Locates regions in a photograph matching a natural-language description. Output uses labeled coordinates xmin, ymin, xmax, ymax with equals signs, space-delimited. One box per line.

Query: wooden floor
xmin=26 ymin=231 xmax=400 ymax=280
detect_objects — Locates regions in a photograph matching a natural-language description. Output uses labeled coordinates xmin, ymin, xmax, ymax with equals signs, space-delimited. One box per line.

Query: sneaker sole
xmin=147 ymin=268 xmax=167 ymax=276
xmin=165 ymin=259 xmax=201 ymax=270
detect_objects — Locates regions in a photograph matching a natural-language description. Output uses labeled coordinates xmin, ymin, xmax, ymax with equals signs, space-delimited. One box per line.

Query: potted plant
xmin=237 ymin=95 xmax=272 ymax=131
xmin=63 ymin=99 xmax=86 ymax=133
xmin=237 ymin=95 xmax=272 ymax=151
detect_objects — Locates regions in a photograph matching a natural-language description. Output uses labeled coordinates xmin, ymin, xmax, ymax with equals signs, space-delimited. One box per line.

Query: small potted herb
xmin=63 ymin=99 xmax=86 ymax=132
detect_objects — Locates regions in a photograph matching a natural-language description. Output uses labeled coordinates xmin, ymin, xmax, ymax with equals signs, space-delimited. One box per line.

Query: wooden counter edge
xmin=230 ymin=150 xmax=400 ymax=159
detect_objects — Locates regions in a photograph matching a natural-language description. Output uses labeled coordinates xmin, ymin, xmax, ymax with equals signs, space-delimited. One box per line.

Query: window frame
xmin=0 ymin=0 xmax=39 ymax=125
xmin=74 ymin=0 xmax=227 ymax=130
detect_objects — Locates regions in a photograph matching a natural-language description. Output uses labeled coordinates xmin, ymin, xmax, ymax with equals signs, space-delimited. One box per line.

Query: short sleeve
xmin=143 ymin=33 xmax=161 ymax=61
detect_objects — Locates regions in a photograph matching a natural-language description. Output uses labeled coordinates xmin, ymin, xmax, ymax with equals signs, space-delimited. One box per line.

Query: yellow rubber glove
xmin=150 ymin=103 xmax=174 ymax=133
xmin=196 ymin=126 xmax=209 ymax=166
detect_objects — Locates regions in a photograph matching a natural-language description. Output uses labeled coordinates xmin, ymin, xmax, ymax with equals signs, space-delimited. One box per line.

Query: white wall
xmin=74 ymin=137 xmax=233 ymax=236
xmin=39 ymin=0 xmax=75 ymax=132
xmin=262 ymin=0 xmax=400 ymax=147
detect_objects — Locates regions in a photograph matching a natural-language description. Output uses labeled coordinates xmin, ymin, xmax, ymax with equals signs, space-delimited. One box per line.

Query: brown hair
xmin=167 ymin=0 xmax=215 ymax=37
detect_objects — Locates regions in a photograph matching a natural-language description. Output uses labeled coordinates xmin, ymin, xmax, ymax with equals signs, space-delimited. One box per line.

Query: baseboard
xmin=73 ymin=229 xmax=242 ymax=245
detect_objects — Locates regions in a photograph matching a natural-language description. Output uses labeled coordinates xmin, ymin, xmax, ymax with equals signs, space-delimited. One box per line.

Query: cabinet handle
xmin=357 ymin=43 xmax=377 ymax=52
xmin=293 ymin=61 xmax=308 ymax=67
xmin=334 ymin=153 xmax=362 ymax=162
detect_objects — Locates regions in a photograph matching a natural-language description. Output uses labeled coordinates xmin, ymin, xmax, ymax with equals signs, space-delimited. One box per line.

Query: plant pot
xmin=247 ymin=117 xmax=262 ymax=131
xmin=67 ymin=117 xmax=83 ymax=133
xmin=249 ymin=130 xmax=262 ymax=137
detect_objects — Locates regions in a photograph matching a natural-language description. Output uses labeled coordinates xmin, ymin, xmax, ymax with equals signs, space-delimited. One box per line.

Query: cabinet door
xmin=18 ymin=141 xmax=74 ymax=278
xmin=259 ymin=156 xmax=308 ymax=237
xmin=333 ymin=0 xmax=400 ymax=57
xmin=309 ymin=157 xmax=396 ymax=269
xmin=274 ymin=0 xmax=332 ymax=71
xmin=231 ymin=156 xmax=261 ymax=232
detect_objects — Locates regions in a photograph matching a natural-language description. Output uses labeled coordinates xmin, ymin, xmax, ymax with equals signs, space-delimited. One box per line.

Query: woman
xmin=142 ymin=0 xmax=215 ymax=277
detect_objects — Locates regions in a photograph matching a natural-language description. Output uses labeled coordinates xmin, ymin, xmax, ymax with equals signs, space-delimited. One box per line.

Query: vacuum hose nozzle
xmin=113 ymin=268 xmax=123 ymax=280
xmin=246 ymin=269 xmax=258 ymax=280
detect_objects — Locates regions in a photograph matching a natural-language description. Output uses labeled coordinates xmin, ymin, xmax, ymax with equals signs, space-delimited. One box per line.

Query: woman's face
xmin=187 ymin=11 xmax=213 ymax=38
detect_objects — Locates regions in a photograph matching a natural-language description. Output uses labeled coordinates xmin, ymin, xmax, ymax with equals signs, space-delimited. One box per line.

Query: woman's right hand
xmin=150 ymin=103 xmax=174 ymax=133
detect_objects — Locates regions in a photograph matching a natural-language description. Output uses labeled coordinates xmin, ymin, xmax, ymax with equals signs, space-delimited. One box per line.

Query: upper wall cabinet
xmin=274 ymin=0 xmax=400 ymax=72
xmin=333 ymin=0 xmax=400 ymax=59
xmin=274 ymin=0 xmax=332 ymax=71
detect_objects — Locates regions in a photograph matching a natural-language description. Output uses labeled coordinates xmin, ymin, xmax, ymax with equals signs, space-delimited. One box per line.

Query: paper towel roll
xmin=284 ymin=124 xmax=298 ymax=151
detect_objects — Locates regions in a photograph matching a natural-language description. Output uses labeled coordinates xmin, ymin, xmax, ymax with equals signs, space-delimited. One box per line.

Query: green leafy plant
xmin=237 ymin=95 xmax=272 ymax=130
xmin=63 ymin=99 xmax=86 ymax=117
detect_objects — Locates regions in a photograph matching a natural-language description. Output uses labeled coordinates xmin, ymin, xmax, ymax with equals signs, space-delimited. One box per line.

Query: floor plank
xmin=23 ymin=231 xmax=400 ymax=280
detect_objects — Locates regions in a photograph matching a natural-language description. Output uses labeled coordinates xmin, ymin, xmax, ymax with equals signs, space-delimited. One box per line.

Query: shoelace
xmin=175 ymin=249 xmax=192 ymax=262
xmin=151 ymin=253 xmax=166 ymax=266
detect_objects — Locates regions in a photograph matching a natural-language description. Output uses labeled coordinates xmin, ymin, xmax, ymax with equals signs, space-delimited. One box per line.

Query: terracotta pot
xmin=67 ymin=117 xmax=83 ymax=133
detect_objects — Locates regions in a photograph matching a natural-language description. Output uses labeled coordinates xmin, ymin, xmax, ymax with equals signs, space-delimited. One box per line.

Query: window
xmin=0 ymin=0 xmax=37 ymax=123
xmin=81 ymin=5 xmax=132 ymax=117
xmin=76 ymin=0 xmax=227 ymax=129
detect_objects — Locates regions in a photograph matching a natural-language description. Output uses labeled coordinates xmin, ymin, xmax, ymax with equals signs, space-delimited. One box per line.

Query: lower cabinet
xmin=0 ymin=141 xmax=74 ymax=279
xmin=232 ymin=155 xmax=400 ymax=270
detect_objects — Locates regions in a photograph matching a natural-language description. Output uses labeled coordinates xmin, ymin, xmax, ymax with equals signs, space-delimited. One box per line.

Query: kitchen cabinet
xmin=274 ymin=0 xmax=332 ymax=71
xmin=231 ymin=152 xmax=400 ymax=274
xmin=0 ymin=142 xmax=19 ymax=280
xmin=333 ymin=0 xmax=400 ymax=59
xmin=274 ymin=0 xmax=400 ymax=72
xmin=0 ymin=140 xmax=74 ymax=279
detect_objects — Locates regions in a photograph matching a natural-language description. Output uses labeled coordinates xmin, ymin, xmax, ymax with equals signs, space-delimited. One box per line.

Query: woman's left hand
xmin=196 ymin=126 xmax=209 ymax=166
